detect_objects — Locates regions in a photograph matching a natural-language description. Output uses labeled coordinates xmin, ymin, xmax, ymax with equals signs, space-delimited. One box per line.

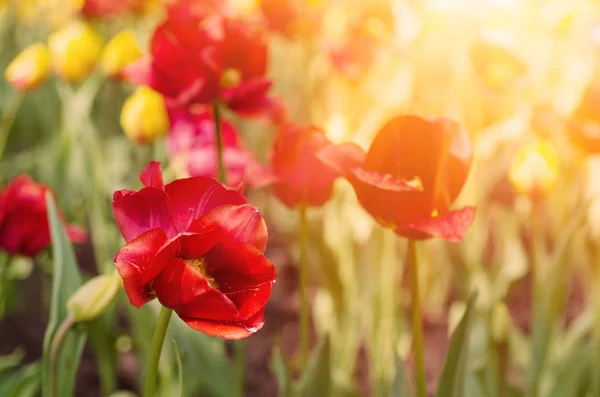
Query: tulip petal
xmin=66 ymin=225 xmax=87 ymax=243
xmin=113 ymin=187 xmax=176 ymax=242
xmin=188 ymin=204 xmax=268 ymax=251
xmin=397 ymin=206 xmax=477 ymax=243
xmin=203 ymin=242 xmax=275 ymax=317
xmin=114 ymin=228 xmax=171 ymax=307
xmin=317 ymin=143 xmax=366 ymax=176
xmin=223 ymin=78 xmax=273 ymax=116
xmin=139 ymin=161 xmax=164 ymax=189
xmin=352 ymin=168 xmax=421 ymax=192
xmin=174 ymin=288 xmax=239 ymax=321
xmin=122 ymin=56 xmax=152 ymax=86
xmin=181 ymin=307 xmax=265 ymax=339
xmin=164 ymin=177 xmax=246 ymax=232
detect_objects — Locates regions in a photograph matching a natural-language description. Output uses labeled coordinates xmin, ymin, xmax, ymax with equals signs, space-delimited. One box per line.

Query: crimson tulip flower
xmin=318 ymin=115 xmax=476 ymax=242
xmin=0 ymin=175 xmax=86 ymax=257
xmin=258 ymin=122 xmax=340 ymax=209
xmin=112 ymin=162 xmax=275 ymax=339
xmin=80 ymin=0 xmax=144 ymax=19
xmin=125 ymin=6 xmax=275 ymax=118
xmin=167 ymin=106 xmax=268 ymax=187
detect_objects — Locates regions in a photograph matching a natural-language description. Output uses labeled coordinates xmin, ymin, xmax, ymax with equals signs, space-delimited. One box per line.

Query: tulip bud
xmin=5 ymin=43 xmax=51 ymax=91
xmin=48 ymin=21 xmax=104 ymax=83
xmin=508 ymin=140 xmax=559 ymax=198
xmin=100 ymin=29 xmax=142 ymax=79
xmin=120 ymin=86 xmax=169 ymax=144
xmin=67 ymin=272 xmax=121 ymax=322
xmin=491 ymin=302 xmax=511 ymax=343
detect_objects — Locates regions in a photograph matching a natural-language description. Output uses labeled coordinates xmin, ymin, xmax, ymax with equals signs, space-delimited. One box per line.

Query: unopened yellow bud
xmin=67 ymin=272 xmax=121 ymax=322
xmin=48 ymin=21 xmax=104 ymax=83
xmin=509 ymin=140 xmax=559 ymax=198
xmin=5 ymin=43 xmax=51 ymax=91
xmin=100 ymin=30 xmax=142 ymax=79
xmin=120 ymin=87 xmax=169 ymax=144
xmin=491 ymin=303 xmax=511 ymax=343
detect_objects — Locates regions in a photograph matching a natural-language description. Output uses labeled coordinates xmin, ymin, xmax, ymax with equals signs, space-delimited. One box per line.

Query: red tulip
xmin=80 ymin=0 xmax=145 ymax=19
xmin=112 ymin=161 xmax=275 ymax=339
xmin=0 ymin=175 xmax=86 ymax=257
xmin=260 ymin=123 xmax=340 ymax=208
xmin=167 ymin=106 xmax=267 ymax=187
xmin=125 ymin=7 xmax=273 ymax=117
xmin=318 ymin=115 xmax=476 ymax=242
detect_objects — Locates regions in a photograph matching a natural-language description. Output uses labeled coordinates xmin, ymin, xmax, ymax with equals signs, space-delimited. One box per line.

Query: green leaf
xmin=173 ymin=339 xmax=184 ymax=397
xmin=297 ymin=335 xmax=332 ymax=397
xmin=270 ymin=348 xmax=294 ymax=397
xmin=0 ymin=362 xmax=41 ymax=397
xmin=436 ymin=294 xmax=477 ymax=397
xmin=548 ymin=346 xmax=592 ymax=397
xmin=41 ymin=193 xmax=86 ymax=397
xmin=0 ymin=348 xmax=25 ymax=376
xmin=388 ymin=354 xmax=414 ymax=397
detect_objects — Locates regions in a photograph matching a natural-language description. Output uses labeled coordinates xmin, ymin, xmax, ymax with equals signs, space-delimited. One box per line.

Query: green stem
xmin=299 ymin=206 xmax=309 ymax=369
xmin=0 ymin=254 xmax=11 ymax=316
xmin=145 ymin=307 xmax=173 ymax=397
xmin=235 ymin=337 xmax=247 ymax=397
xmin=407 ymin=240 xmax=427 ymax=397
xmin=50 ymin=315 xmax=76 ymax=397
xmin=0 ymin=91 xmax=24 ymax=163
xmin=211 ymin=102 xmax=227 ymax=185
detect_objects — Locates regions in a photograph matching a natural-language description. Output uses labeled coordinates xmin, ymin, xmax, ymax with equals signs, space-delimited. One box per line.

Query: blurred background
xmin=2 ymin=0 xmax=600 ymax=396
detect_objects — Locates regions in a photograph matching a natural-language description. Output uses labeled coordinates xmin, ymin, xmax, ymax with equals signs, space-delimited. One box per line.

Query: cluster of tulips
xmin=4 ymin=0 xmax=600 ymax=396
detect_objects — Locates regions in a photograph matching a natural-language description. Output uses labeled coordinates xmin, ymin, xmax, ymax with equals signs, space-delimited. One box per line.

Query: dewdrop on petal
xmin=100 ymin=29 xmax=142 ymax=79
xmin=67 ymin=271 xmax=121 ymax=322
xmin=48 ymin=20 xmax=104 ymax=83
xmin=120 ymin=87 xmax=169 ymax=144
xmin=5 ymin=43 xmax=51 ymax=91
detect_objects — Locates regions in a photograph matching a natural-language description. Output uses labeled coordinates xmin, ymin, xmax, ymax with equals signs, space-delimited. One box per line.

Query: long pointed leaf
xmin=436 ymin=294 xmax=477 ymax=397
xmin=41 ymin=193 xmax=86 ymax=397
xmin=298 ymin=335 xmax=332 ymax=397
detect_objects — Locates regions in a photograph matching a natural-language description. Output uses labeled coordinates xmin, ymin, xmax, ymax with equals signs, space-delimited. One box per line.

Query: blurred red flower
xmin=125 ymin=7 xmax=274 ymax=118
xmin=112 ymin=162 xmax=275 ymax=339
xmin=259 ymin=0 xmax=323 ymax=38
xmin=319 ymin=115 xmax=476 ymax=242
xmin=0 ymin=175 xmax=86 ymax=257
xmin=569 ymin=83 xmax=600 ymax=154
xmin=167 ymin=106 xmax=269 ymax=187
xmin=259 ymin=123 xmax=340 ymax=208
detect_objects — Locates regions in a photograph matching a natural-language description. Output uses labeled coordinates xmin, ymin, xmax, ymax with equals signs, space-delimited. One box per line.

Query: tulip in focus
xmin=48 ymin=21 xmax=104 ymax=83
xmin=112 ymin=161 xmax=276 ymax=339
xmin=100 ymin=30 xmax=142 ymax=79
xmin=0 ymin=175 xmax=87 ymax=257
xmin=508 ymin=140 xmax=559 ymax=199
xmin=319 ymin=115 xmax=476 ymax=242
xmin=67 ymin=271 xmax=121 ymax=322
xmin=5 ymin=43 xmax=51 ymax=92
xmin=120 ymin=87 xmax=169 ymax=144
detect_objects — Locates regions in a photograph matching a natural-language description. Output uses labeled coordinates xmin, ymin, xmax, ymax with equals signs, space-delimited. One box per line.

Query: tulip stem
xmin=407 ymin=240 xmax=427 ymax=397
xmin=0 ymin=91 xmax=24 ymax=162
xmin=145 ymin=307 xmax=173 ymax=397
xmin=49 ymin=315 xmax=76 ymax=397
xmin=299 ymin=206 xmax=310 ymax=369
xmin=212 ymin=102 xmax=227 ymax=185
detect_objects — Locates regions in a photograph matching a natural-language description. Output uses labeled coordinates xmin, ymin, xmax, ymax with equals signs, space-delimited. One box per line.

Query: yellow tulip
xmin=100 ymin=29 xmax=142 ymax=79
xmin=120 ymin=87 xmax=169 ymax=144
xmin=4 ymin=43 xmax=51 ymax=91
xmin=48 ymin=21 xmax=104 ymax=83
xmin=509 ymin=140 xmax=560 ymax=198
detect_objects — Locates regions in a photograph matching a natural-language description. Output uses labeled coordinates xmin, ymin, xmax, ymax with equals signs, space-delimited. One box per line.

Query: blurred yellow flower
xmin=48 ymin=21 xmax=104 ymax=83
xmin=509 ymin=140 xmax=560 ymax=198
xmin=120 ymin=87 xmax=169 ymax=144
xmin=4 ymin=43 xmax=51 ymax=92
xmin=100 ymin=29 xmax=142 ymax=79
